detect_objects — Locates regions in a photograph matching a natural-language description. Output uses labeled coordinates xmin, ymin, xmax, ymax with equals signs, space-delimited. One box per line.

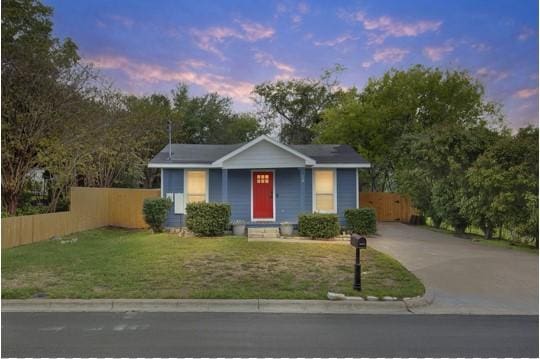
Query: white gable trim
xmin=212 ymin=135 xmax=316 ymax=167
xmin=313 ymin=163 xmax=371 ymax=168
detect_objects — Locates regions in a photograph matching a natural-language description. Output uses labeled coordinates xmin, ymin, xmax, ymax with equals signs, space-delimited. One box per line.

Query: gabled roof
xmin=212 ymin=135 xmax=316 ymax=166
xmin=148 ymin=135 xmax=370 ymax=168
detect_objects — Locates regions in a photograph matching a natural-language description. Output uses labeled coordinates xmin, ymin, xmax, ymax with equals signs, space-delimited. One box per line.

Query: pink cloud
xmin=237 ymin=20 xmax=275 ymax=41
xmin=314 ymin=34 xmax=356 ymax=47
xmin=514 ymin=88 xmax=538 ymax=99
xmin=373 ymin=47 xmax=409 ymax=62
xmin=84 ymin=55 xmax=254 ymax=103
xmin=475 ymin=67 xmax=508 ymax=81
xmin=191 ymin=21 xmax=275 ymax=59
xmin=355 ymin=11 xmax=442 ymax=44
xmin=363 ymin=47 xmax=409 ymax=68
xmin=423 ymin=44 xmax=454 ymax=61
xmin=254 ymin=51 xmax=295 ymax=80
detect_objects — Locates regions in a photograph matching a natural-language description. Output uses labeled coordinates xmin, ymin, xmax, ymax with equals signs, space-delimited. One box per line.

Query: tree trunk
xmin=432 ymin=216 xmax=442 ymax=229
xmin=483 ymin=225 xmax=493 ymax=240
xmin=5 ymin=193 xmax=19 ymax=215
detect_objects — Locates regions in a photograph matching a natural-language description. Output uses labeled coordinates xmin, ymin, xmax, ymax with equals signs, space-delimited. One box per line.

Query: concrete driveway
xmin=369 ymin=223 xmax=538 ymax=315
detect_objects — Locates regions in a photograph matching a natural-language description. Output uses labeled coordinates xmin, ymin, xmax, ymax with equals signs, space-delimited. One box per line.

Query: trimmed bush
xmin=185 ymin=202 xmax=231 ymax=236
xmin=345 ymin=208 xmax=377 ymax=235
xmin=143 ymin=197 xmax=173 ymax=233
xmin=298 ymin=213 xmax=340 ymax=239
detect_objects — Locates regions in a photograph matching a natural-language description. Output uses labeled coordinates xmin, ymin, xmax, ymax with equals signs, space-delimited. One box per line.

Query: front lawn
xmin=2 ymin=228 xmax=424 ymax=299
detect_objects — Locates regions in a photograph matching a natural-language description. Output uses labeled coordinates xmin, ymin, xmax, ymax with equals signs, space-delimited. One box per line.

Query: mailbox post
xmin=350 ymin=233 xmax=367 ymax=291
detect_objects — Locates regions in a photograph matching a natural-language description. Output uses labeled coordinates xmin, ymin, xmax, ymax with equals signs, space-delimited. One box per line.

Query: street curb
xmin=403 ymin=290 xmax=435 ymax=311
xmin=2 ymin=298 xmax=414 ymax=314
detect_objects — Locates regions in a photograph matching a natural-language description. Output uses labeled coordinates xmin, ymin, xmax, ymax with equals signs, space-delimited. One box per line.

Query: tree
xmin=254 ymin=66 xmax=344 ymax=144
xmin=398 ymin=122 xmax=498 ymax=233
xmin=123 ymin=94 xmax=171 ymax=188
xmin=460 ymin=127 xmax=538 ymax=243
xmin=1 ymin=0 xmax=91 ymax=214
xmin=172 ymin=84 xmax=270 ymax=144
xmin=316 ymin=65 xmax=501 ymax=192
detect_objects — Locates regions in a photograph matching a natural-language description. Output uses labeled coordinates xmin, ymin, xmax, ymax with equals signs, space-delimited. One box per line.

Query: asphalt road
xmin=2 ymin=312 xmax=538 ymax=357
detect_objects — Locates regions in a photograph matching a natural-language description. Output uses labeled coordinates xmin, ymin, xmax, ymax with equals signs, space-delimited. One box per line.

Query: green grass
xmin=2 ymin=227 xmax=424 ymax=300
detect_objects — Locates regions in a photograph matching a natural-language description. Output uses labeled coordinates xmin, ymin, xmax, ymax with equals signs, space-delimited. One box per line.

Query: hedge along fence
xmin=1 ymin=187 xmax=160 ymax=249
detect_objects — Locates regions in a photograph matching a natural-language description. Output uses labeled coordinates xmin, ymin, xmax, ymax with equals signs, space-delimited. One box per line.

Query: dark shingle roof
xmin=149 ymin=142 xmax=368 ymax=165
xmin=291 ymin=144 xmax=368 ymax=164
xmin=150 ymin=144 xmax=243 ymax=164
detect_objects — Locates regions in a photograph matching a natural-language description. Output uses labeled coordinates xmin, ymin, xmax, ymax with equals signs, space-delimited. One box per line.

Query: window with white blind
xmin=185 ymin=170 xmax=208 ymax=203
xmin=313 ymin=169 xmax=336 ymax=213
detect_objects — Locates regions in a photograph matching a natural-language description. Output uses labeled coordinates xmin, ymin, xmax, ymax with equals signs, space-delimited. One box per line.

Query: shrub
xmin=345 ymin=208 xmax=377 ymax=234
xmin=298 ymin=213 xmax=340 ymax=239
xmin=186 ymin=202 xmax=231 ymax=236
xmin=143 ymin=197 xmax=173 ymax=233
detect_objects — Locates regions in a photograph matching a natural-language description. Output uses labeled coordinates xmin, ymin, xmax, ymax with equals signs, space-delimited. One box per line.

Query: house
xmin=148 ymin=135 xmax=370 ymax=228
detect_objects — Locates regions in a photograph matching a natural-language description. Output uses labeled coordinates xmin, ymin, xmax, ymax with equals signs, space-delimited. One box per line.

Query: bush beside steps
xmin=298 ymin=213 xmax=340 ymax=239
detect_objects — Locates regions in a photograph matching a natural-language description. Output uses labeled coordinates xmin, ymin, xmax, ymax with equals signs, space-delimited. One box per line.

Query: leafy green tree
xmin=398 ymin=122 xmax=498 ymax=233
xmin=254 ymin=66 xmax=344 ymax=144
xmin=316 ymin=65 xmax=501 ymax=192
xmin=460 ymin=127 xmax=538 ymax=243
xmin=1 ymin=0 xmax=91 ymax=214
xmin=171 ymin=84 xmax=270 ymax=144
xmin=123 ymin=94 xmax=171 ymax=188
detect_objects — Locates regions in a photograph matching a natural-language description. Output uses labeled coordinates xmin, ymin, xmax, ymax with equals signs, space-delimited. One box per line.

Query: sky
xmin=45 ymin=0 xmax=538 ymax=129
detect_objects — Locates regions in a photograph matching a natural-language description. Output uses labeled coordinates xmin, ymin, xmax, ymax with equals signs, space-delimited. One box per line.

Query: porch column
xmin=221 ymin=168 xmax=228 ymax=202
xmin=299 ymin=168 xmax=305 ymax=213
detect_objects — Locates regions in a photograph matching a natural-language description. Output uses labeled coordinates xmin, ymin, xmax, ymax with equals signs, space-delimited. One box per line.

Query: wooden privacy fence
xmin=2 ymin=187 xmax=160 ymax=249
xmin=359 ymin=192 xmax=418 ymax=222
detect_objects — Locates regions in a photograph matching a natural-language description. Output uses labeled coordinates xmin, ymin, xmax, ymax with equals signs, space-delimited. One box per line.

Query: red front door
xmin=253 ymin=171 xmax=273 ymax=219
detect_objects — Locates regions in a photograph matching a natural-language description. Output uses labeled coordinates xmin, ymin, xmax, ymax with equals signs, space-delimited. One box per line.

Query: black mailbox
xmin=350 ymin=233 xmax=366 ymax=291
xmin=350 ymin=234 xmax=367 ymax=249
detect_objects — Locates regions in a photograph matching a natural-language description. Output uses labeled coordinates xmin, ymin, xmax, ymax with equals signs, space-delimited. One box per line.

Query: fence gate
xmin=359 ymin=192 xmax=417 ymax=222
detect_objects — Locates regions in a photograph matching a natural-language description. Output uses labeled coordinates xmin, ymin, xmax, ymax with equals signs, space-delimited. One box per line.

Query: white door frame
xmin=250 ymin=169 xmax=276 ymax=222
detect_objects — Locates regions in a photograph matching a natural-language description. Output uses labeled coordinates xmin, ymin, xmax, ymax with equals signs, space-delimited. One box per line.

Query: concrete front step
xmin=248 ymin=227 xmax=280 ymax=238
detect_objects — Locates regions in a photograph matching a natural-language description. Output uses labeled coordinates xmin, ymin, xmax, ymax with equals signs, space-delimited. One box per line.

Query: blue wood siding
xmin=337 ymin=168 xmax=357 ymax=224
xmin=305 ymin=168 xmax=312 ymax=215
xmin=162 ymin=168 xmax=183 ymax=227
xmin=227 ymin=169 xmax=251 ymax=221
xmin=208 ymin=169 xmax=222 ymax=203
xmin=275 ymin=168 xmax=301 ymax=222
xmin=160 ymin=167 xmax=357 ymax=227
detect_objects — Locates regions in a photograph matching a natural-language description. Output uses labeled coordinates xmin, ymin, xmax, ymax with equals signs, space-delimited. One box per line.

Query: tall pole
xmin=354 ymin=247 xmax=361 ymax=290
xmin=168 ymin=120 xmax=172 ymax=161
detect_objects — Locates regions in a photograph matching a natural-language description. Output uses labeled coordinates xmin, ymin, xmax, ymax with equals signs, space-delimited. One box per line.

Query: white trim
xmin=313 ymin=163 xmax=371 ymax=168
xmin=183 ymin=169 xmax=210 ymax=204
xmin=160 ymin=168 xmax=163 ymax=197
xmin=311 ymin=168 xmax=338 ymax=214
xmin=355 ymin=169 xmax=359 ymax=209
xmin=250 ymin=169 xmax=276 ymax=222
xmin=151 ymin=162 xmax=371 ymax=169
xmin=213 ymin=135 xmax=316 ymax=166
